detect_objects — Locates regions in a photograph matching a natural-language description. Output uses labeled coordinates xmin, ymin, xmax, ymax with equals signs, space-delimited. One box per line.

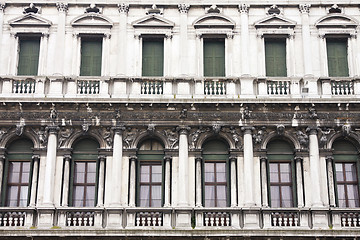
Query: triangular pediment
xmin=71 ymin=13 xmax=113 ymax=28
xmin=193 ymin=14 xmax=235 ymax=29
xmin=316 ymin=14 xmax=358 ymax=28
xmin=254 ymin=15 xmax=296 ymax=28
xmin=132 ymin=15 xmax=174 ymax=28
xmin=9 ymin=13 xmax=52 ymax=27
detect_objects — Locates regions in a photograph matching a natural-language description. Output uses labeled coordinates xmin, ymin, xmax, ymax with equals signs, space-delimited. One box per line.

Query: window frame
xmin=79 ymin=36 xmax=103 ymax=77
xmin=141 ymin=36 xmax=164 ymax=77
xmin=325 ymin=36 xmax=350 ymax=78
xmin=203 ymin=37 xmax=226 ymax=77
xmin=17 ymin=35 xmax=41 ymax=76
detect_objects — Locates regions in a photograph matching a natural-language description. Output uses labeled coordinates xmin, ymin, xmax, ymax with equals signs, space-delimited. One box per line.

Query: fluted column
xmin=61 ymin=155 xmax=71 ymax=206
xmin=178 ymin=126 xmax=190 ymax=206
xmin=97 ymin=155 xmax=106 ymax=206
xmin=295 ymin=156 xmax=304 ymax=207
xmin=42 ymin=126 xmax=59 ymax=206
xmin=163 ymin=155 xmax=172 ymax=207
xmin=230 ymin=155 xmax=237 ymax=207
xmin=195 ymin=156 xmax=202 ymax=207
xmin=54 ymin=2 xmax=68 ymax=74
xmin=308 ymin=128 xmax=322 ymax=207
xmin=111 ymin=126 xmax=125 ymax=206
xmin=238 ymin=4 xmax=250 ymax=75
xmin=29 ymin=155 xmax=40 ymax=207
xmin=242 ymin=127 xmax=254 ymax=206
xmin=178 ymin=4 xmax=190 ymax=76
xmin=326 ymin=156 xmax=336 ymax=207
xmin=117 ymin=3 xmax=129 ymax=75
xmin=260 ymin=156 xmax=268 ymax=207
xmin=128 ymin=155 xmax=137 ymax=207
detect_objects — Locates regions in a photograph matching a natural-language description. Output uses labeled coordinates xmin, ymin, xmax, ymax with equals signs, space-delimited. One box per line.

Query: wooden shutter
xmin=142 ymin=39 xmax=164 ymax=76
xmin=17 ymin=38 xmax=40 ymax=76
xmin=327 ymin=39 xmax=349 ymax=77
xmin=80 ymin=38 xmax=102 ymax=76
xmin=204 ymin=39 xmax=225 ymax=77
xmin=265 ymin=39 xmax=287 ymax=77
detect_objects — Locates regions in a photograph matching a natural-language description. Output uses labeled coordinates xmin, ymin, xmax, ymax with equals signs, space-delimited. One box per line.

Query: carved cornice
xmin=118 ymin=3 xmax=129 ymax=14
xmin=178 ymin=4 xmax=190 ymax=14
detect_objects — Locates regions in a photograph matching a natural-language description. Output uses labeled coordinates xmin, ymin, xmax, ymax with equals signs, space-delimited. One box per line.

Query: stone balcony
xmin=0 ymin=76 xmax=359 ymax=103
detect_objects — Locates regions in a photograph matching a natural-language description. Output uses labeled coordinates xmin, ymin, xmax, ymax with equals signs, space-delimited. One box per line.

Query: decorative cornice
xmin=56 ymin=2 xmax=68 ymax=13
xmin=118 ymin=3 xmax=129 ymax=14
xmin=238 ymin=3 xmax=249 ymax=14
xmin=178 ymin=3 xmax=190 ymax=14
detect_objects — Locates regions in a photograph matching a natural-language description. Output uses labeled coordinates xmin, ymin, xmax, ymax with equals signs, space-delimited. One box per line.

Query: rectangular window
xmin=72 ymin=161 xmax=96 ymax=207
xmin=269 ymin=162 xmax=293 ymax=208
xmin=6 ymin=161 xmax=31 ymax=207
xmin=327 ymin=38 xmax=349 ymax=77
xmin=335 ymin=162 xmax=359 ymax=207
xmin=80 ymin=38 xmax=102 ymax=76
xmin=142 ymin=38 xmax=164 ymax=77
xmin=17 ymin=38 xmax=40 ymax=76
xmin=203 ymin=38 xmax=225 ymax=77
xmin=139 ymin=163 xmax=162 ymax=207
xmin=204 ymin=161 xmax=227 ymax=207
xmin=265 ymin=38 xmax=287 ymax=77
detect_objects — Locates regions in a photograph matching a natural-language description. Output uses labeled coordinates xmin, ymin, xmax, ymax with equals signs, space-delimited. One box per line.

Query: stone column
xmin=42 ymin=126 xmax=59 ymax=206
xmin=178 ymin=126 xmax=190 ymax=206
xmin=238 ymin=4 xmax=250 ymax=75
xmin=128 ymin=155 xmax=137 ymax=207
xmin=230 ymin=155 xmax=237 ymax=207
xmin=61 ymin=155 xmax=71 ymax=206
xmin=195 ymin=156 xmax=202 ymax=207
xmin=0 ymin=155 xmax=4 ymax=200
xmin=260 ymin=156 xmax=268 ymax=207
xmin=242 ymin=127 xmax=254 ymax=206
xmin=308 ymin=128 xmax=322 ymax=207
xmin=54 ymin=2 xmax=68 ymax=75
xmin=163 ymin=155 xmax=172 ymax=207
xmin=299 ymin=4 xmax=312 ymax=76
xmin=97 ymin=155 xmax=106 ymax=206
xmin=326 ymin=156 xmax=336 ymax=207
xmin=117 ymin=3 xmax=129 ymax=76
xmin=111 ymin=126 xmax=125 ymax=206
xmin=178 ymin=4 xmax=190 ymax=76
xmin=29 ymin=155 xmax=40 ymax=207
xmin=295 ymin=156 xmax=304 ymax=207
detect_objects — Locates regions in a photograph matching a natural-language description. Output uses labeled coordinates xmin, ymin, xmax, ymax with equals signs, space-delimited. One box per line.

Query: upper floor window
xmin=142 ymin=38 xmax=164 ymax=77
xmin=17 ymin=37 xmax=40 ymax=76
xmin=333 ymin=140 xmax=359 ymax=208
xmin=265 ymin=38 xmax=287 ymax=77
xmin=202 ymin=140 xmax=229 ymax=207
xmin=203 ymin=38 xmax=225 ymax=77
xmin=327 ymin=38 xmax=349 ymax=77
xmin=70 ymin=138 xmax=99 ymax=207
xmin=80 ymin=37 xmax=103 ymax=76
xmin=267 ymin=140 xmax=295 ymax=208
xmin=137 ymin=139 xmax=164 ymax=207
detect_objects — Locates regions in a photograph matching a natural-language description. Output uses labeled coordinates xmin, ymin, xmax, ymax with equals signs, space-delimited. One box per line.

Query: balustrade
xmin=141 ymin=81 xmax=163 ymax=95
xmin=267 ymin=81 xmax=290 ymax=95
xmin=0 ymin=211 xmax=26 ymax=227
xmin=13 ymin=80 xmax=35 ymax=94
xmin=331 ymin=81 xmax=353 ymax=95
xmin=271 ymin=211 xmax=299 ymax=227
xmin=203 ymin=212 xmax=230 ymax=227
xmin=135 ymin=212 xmax=163 ymax=227
xmin=77 ymin=80 xmax=100 ymax=94
xmin=204 ymin=80 xmax=226 ymax=95
xmin=66 ymin=211 xmax=95 ymax=227
xmin=340 ymin=212 xmax=360 ymax=227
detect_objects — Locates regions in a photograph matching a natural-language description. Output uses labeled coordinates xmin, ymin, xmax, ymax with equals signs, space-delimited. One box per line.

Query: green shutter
xmin=142 ymin=39 xmax=164 ymax=76
xmin=204 ymin=39 xmax=225 ymax=77
xmin=18 ymin=38 xmax=40 ymax=76
xmin=265 ymin=39 xmax=287 ymax=77
xmin=80 ymin=39 xmax=102 ymax=76
xmin=327 ymin=39 xmax=349 ymax=77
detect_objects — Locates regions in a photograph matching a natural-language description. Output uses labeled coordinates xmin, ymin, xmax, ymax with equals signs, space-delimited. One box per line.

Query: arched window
xmin=267 ymin=139 xmax=295 ymax=208
xmin=202 ymin=140 xmax=229 ymax=207
xmin=137 ymin=139 xmax=164 ymax=207
xmin=2 ymin=138 xmax=34 ymax=207
xmin=333 ymin=140 xmax=360 ymax=208
xmin=70 ymin=138 xmax=99 ymax=207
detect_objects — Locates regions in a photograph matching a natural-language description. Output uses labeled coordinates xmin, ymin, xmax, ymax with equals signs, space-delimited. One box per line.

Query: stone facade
xmin=0 ymin=1 xmax=359 ymax=239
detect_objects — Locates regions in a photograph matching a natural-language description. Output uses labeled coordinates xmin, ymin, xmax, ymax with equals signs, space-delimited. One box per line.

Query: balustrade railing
xmin=135 ymin=212 xmax=163 ymax=227
xmin=331 ymin=81 xmax=353 ymax=95
xmin=267 ymin=80 xmax=290 ymax=95
xmin=204 ymin=80 xmax=226 ymax=95
xmin=66 ymin=211 xmax=95 ymax=227
xmin=271 ymin=211 xmax=299 ymax=227
xmin=340 ymin=212 xmax=360 ymax=227
xmin=0 ymin=211 xmax=26 ymax=227
xmin=77 ymin=80 xmax=100 ymax=94
xmin=141 ymin=81 xmax=163 ymax=94
xmin=13 ymin=80 xmax=35 ymax=94
xmin=203 ymin=212 xmax=231 ymax=227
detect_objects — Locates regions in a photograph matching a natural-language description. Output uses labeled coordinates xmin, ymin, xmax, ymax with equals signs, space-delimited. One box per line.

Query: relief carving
xmin=163 ymin=129 xmax=178 ymax=149
xmin=58 ymin=127 xmax=74 ymax=147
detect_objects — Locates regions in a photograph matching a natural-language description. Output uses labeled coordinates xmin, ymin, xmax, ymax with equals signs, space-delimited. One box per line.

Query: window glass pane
xmin=141 ymin=165 xmax=150 ymax=182
xmin=8 ymin=164 xmax=20 ymax=183
xmin=19 ymin=186 xmax=28 ymax=207
xmin=347 ymin=185 xmax=359 ymax=207
xmin=270 ymin=186 xmax=280 ymax=208
xmin=18 ymin=38 xmax=40 ymax=76
xmin=216 ymin=185 xmax=227 ymax=208
xmin=205 ymin=185 xmax=215 ymax=207
xmin=7 ymin=186 xmax=18 ymax=207
xmin=73 ymin=186 xmax=84 ymax=207
xmin=140 ymin=185 xmax=150 ymax=207
xmin=281 ymin=186 xmax=293 ymax=207
xmin=269 ymin=163 xmax=279 ymax=183
xmin=345 ymin=163 xmax=357 ymax=181
xmin=337 ymin=184 xmax=345 ymax=207
xmin=205 ymin=163 xmax=215 ymax=182
xmin=86 ymin=186 xmax=95 ymax=203
xmin=216 ymin=163 xmax=226 ymax=182
xmin=280 ymin=163 xmax=291 ymax=183
xmin=335 ymin=163 xmax=344 ymax=181
xmin=74 ymin=162 xmax=85 ymax=183
xmin=152 ymin=165 xmax=162 ymax=183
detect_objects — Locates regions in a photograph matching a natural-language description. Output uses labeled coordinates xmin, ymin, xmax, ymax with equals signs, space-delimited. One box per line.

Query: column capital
xmin=32 ymin=154 xmax=40 ymax=161
xmin=178 ymin=3 xmax=190 ymax=14
xmin=195 ymin=156 xmax=203 ymax=162
xmin=238 ymin=3 xmax=249 ymax=14
xmin=56 ymin=2 xmax=68 ymax=13
xmin=299 ymin=4 xmax=311 ymax=14
xmin=98 ymin=155 xmax=106 ymax=161
xmin=129 ymin=155 xmax=137 ymax=162
xmin=229 ymin=155 xmax=237 ymax=162
xmin=177 ymin=126 xmax=190 ymax=135
xmin=0 ymin=2 xmax=6 ymax=12
xmin=63 ymin=154 xmax=71 ymax=161
xmin=306 ymin=127 xmax=318 ymax=135
xmin=118 ymin=3 xmax=129 ymax=14
xmin=326 ymin=155 xmax=334 ymax=162
xmin=294 ymin=155 xmax=303 ymax=162
xmin=164 ymin=155 xmax=172 ymax=162
xmin=112 ymin=126 xmax=125 ymax=134
xmin=46 ymin=125 xmax=60 ymax=134
xmin=260 ymin=156 xmax=267 ymax=162
xmin=241 ymin=126 xmax=254 ymax=134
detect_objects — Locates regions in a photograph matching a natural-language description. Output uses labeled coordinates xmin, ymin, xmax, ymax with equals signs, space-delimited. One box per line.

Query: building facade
xmin=0 ymin=0 xmax=359 ymax=239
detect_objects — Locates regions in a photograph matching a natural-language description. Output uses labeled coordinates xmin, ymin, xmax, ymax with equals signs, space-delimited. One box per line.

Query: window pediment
xmin=132 ymin=15 xmax=174 ymax=28
xmin=254 ymin=15 xmax=296 ymax=29
xmin=193 ymin=14 xmax=235 ymax=29
xmin=315 ymin=14 xmax=358 ymax=28
xmin=71 ymin=13 xmax=113 ymax=28
xmin=9 ymin=13 xmax=52 ymax=27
